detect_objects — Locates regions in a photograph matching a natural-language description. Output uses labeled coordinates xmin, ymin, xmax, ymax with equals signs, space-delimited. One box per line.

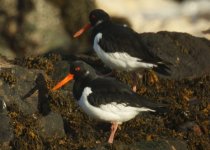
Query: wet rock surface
xmin=0 ymin=51 xmax=209 ymax=149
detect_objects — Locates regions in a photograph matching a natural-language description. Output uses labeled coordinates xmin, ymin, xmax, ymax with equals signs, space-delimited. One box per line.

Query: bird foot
xmin=108 ymin=122 xmax=118 ymax=144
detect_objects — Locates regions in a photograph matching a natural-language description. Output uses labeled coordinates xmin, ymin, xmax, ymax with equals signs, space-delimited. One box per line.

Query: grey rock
xmin=0 ymin=104 xmax=13 ymax=149
xmin=38 ymin=112 xmax=65 ymax=139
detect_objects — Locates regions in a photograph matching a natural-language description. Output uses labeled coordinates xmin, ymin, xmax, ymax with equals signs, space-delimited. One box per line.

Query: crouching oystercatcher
xmin=52 ymin=61 xmax=167 ymax=143
xmin=73 ymin=9 xmax=171 ymax=91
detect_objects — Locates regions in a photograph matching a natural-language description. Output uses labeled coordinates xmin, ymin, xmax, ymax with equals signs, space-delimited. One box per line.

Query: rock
xmin=38 ymin=112 xmax=65 ymax=139
xmin=0 ymin=98 xmax=6 ymax=113
xmin=0 ymin=55 xmax=15 ymax=69
xmin=91 ymin=139 xmax=188 ymax=150
xmin=24 ymin=0 xmax=71 ymax=55
xmin=178 ymin=121 xmax=203 ymax=136
xmin=139 ymin=31 xmax=210 ymax=79
xmin=0 ymin=114 xmax=14 ymax=149
xmin=0 ymin=0 xmax=34 ymax=57
xmin=0 ymin=54 xmax=208 ymax=149
xmin=0 ymin=65 xmax=45 ymax=115
xmin=0 ymin=0 xmax=18 ymax=16
xmin=0 ymin=0 xmax=95 ymax=57
xmin=0 ymin=99 xmax=14 ymax=149
xmin=48 ymin=0 xmax=96 ymax=53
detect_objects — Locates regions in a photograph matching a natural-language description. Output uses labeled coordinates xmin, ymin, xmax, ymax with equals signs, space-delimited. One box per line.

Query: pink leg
xmin=132 ymin=85 xmax=137 ymax=92
xmin=108 ymin=122 xmax=118 ymax=144
xmin=132 ymin=72 xmax=143 ymax=92
xmin=132 ymin=73 xmax=137 ymax=92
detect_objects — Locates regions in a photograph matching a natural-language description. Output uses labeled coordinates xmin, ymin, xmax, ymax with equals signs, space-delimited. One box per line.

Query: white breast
xmin=93 ymin=33 xmax=156 ymax=71
xmin=78 ymin=87 xmax=155 ymax=124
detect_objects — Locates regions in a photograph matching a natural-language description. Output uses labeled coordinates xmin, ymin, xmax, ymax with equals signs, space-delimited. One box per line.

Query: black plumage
xmin=52 ymin=60 xmax=168 ymax=143
xmin=89 ymin=9 xmax=171 ymax=75
xmin=70 ymin=61 xmax=167 ymax=112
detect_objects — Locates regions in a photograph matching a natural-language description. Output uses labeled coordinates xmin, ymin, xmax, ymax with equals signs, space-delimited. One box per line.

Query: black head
xmin=89 ymin=9 xmax=110 ymax=26
xmin=52 ymin=60 xmax=97 ymax=91
xmin=70 ymin=61 xmax=97 ymax=80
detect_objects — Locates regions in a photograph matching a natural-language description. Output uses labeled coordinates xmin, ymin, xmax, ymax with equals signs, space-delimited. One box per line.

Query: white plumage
xmin=78 ymin=87 xmax=155 ymax=124
xmin=93 ymin=33 xmax=156 ymax=71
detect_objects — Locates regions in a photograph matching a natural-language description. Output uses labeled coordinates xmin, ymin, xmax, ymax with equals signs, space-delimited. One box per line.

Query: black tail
xmin=153 ymin=62 xmax=171 ymax=76
xmin=140 ymin=97 xmax=169 ymax=114
xmin=152 ymin=105 xmax=169 ymax=114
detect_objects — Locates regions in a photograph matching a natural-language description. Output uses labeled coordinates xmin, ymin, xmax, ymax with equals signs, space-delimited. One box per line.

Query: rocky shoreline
xmin=0 ymin=52 xmax=209 ymax=149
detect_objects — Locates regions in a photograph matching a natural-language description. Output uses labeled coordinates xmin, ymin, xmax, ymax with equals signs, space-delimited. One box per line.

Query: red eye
xmin=91 ymin=15 xmax=96 ymax=19
xmin=75 ymin=67 xmax=81 ymax=71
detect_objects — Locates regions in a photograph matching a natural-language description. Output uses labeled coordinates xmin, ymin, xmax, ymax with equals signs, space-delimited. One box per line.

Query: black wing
xmin=96 ymin=23 xmax=164 ymax=64
xmin=87 ymin=77 xmax=166 ymax=111
xmin=98 ymin=25 xmax=171 ymax=75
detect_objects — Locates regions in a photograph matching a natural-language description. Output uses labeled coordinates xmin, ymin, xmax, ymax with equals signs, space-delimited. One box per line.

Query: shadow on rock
xmin=22 ymin=73 xmax=51 ymax=116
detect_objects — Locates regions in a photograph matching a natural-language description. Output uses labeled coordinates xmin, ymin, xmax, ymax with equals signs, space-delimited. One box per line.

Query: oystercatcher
xmin=52 ymin=61 xmax=167 ymax=143
xmin=73 ymin=9 xmax=171 ymax=91
xmin=73 ymin=9 xmax=171 ymax=74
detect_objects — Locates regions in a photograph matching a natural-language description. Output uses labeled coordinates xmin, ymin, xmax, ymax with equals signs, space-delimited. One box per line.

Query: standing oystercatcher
xmin=73 ymin=9 xmax=171 ymax=91
xmin=52 ymin=61 xmax=167 ymax=143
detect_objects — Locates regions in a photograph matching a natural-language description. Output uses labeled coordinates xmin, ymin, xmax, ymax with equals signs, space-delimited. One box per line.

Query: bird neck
xmin=73 ymin=75 xmax=96 ymax=100
xmin=91 ymin=21 xmax=111 ymax=42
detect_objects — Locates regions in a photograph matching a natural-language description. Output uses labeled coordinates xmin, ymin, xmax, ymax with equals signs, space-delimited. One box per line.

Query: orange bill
xmin=73 ymin=23 xmax=91 ymax=38
xmin=52 ymin=74 xmax=74 ymax=91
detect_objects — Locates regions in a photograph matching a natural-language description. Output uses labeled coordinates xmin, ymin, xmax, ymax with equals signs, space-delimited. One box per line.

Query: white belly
xmin=93 ymin=33 xmax=156 ymax=71
xmin=78 ymin=87 xmax=154 ymax=123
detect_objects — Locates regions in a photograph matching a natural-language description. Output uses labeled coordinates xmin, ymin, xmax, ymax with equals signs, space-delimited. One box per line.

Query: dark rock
xmin=139 ymin=31 xmax=210 ymax=79
xmin=0 ymin=54 xmax=209 ymax=149
xmin=0 ymin=99 xmax=13 ymax=149
xmin=38 ymin=112 xmax=65 ymax=139
xmin=91 ymin=139 xmax=188 ymax=150
xmin=0 ymin=66 xmax=45 ymax=115
xmin=178 ymin=121 xmax=203 ymax=136
xmin=22 ymin=73 xmax=51 ymax=116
